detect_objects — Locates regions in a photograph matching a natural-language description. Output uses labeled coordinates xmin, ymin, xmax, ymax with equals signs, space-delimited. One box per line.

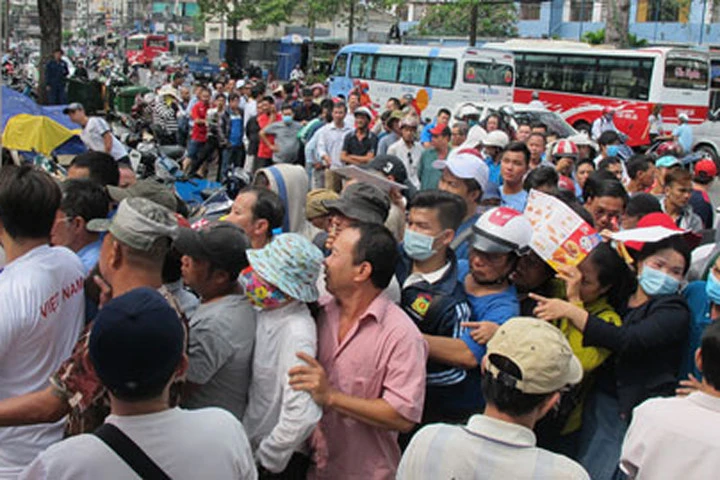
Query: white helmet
xmin=471 ymin=207 xmax=533 ymax=255
xmin=484 ymin=130 xmax=510 ymax=148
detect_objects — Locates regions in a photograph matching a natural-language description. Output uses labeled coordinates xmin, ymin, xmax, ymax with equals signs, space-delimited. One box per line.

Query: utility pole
xmin=348 ymin=0 xmax=355 ymax=44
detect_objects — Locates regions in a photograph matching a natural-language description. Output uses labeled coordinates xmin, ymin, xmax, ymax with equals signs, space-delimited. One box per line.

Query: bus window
xmin=399 ymin=57 xmax=428 ymax=85
xmin=596 ymin=57 xmax=652 ymax=100
xmin=559 ymin=55 xmax=597 ymax=94
xmin=374 ymin=55 xmax=400 ymax=82
xmin=463 ymin=61 xmax=514 ymax=86
xmin=664 ymin=57 xmax=709 ymax=90
xmin=331 ymin=53 xmax=348 ymax=77
xmin=350 ymin=53 xmax=373 ymax=79
xmin=519 ymin=54 xmax=558 ymax=90
xmin=428 ymin=58 xmax=455 ymax=89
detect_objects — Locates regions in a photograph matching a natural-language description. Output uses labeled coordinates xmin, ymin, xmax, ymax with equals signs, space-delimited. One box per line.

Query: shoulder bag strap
xmin=94 ymin=423 xmax=172 ymax=480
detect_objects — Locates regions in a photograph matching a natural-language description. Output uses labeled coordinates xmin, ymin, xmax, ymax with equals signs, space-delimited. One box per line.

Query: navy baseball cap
xmin=89 ymin=287 xmax=184 ymax=398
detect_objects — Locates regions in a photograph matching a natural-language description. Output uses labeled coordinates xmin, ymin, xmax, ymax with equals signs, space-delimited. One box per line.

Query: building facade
xmin=517 ymin=0 xmax=720 ymax=45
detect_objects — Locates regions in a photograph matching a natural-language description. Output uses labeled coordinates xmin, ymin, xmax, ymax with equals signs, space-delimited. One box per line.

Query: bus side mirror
xmin=710 ymin=109 xmax=720 ymax=121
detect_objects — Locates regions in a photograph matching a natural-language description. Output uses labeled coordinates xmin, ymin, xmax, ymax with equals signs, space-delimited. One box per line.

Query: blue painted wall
xmin=517 ymin=0 xmax=720 ymax=45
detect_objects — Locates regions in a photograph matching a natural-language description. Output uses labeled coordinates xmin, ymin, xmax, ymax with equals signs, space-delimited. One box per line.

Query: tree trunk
xmin=605 ymin=0 xmax=630 ymax=47
xmin=469 ymin=1 xmax=478 ymax=47
xmin=232 ymin=0 xmax=238 ymax=40
xmin=38 ymin=0 xmax=62 ymax=105
xmin=308 ymin=18 xmax=315 ymax=76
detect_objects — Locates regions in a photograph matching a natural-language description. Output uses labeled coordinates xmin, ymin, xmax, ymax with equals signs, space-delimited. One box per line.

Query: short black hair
xmin=701 ymin=321 xmax=720 ymax=389
xmin=69 ymin=152 xmax=120 ymax=187
xmin=636 ymin=235 xmax=691 ymax=276
xmin=501 ymin=141 xmax=531 ymax=166
xmin=60 ymin=179 xmax=110 ymax=224
xmin=387 ymin=97 xmax=401 ymax=109
xmin=627 ymin=154 xmax=653 ymax=180
xmin=481 ymin=355 xmax=553 ymax=417
xmin=583 ymin=173 xmax=629 ymax=207
xmin=598 ymin=156 xmax=621 ymax=171
xmin=597 ymin=130 xmax=621 ymax=146
xmin=332 ymin=101 xmax=347 ymax=113
xmin=530 ymin=121 xmax=547 ymax=131
xmin=320 ymin=98 xmax=335 ymax=112
xmin=349 ymin=222 xmax=398 ymax=290
xmin=281 ymin=102 xmax=295 ymax=112
xmin=438 ymin=108 xmax=452 ymax=118
xmin=409 ymin=190 xmax=467 ymax=231
xmin=523 ymin=166 xmax=558 ymax=192
xmin=244 ymin=187 xmax=285 ymax=235
xmin=576 ymin=158 xmax=595 ymax=172
xmin=527 ymin=132 xmax=547 ymax=145
xmin=250 ymin=86 xmax=264 ymax=98
xmin=0 ymin=165 xmax=62 ymax=239
xmin=228 ymin=92 xmax=240 ymax=102
xmin=261 ymin=95 xmax=274 ymax=105
xmin=625 ymin=192 xmax=662 ymax=218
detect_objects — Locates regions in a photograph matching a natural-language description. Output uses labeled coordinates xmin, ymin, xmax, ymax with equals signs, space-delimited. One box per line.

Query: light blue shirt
xmin=76 ymin=239 xmax=102 ymax=274
xmin=501 ymin=189 xmax=528 ymax=212
xmin=673 ymin=123 xmax=693 ymax=153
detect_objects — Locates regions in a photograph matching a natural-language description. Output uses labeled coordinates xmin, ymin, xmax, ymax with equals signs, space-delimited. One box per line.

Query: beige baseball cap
xmin=485 ymin=317 xmax=583 ymax=394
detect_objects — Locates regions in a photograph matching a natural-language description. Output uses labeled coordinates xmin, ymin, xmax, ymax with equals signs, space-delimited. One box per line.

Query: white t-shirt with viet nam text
xmin=0 ymin=245 xmax=86 ymax=477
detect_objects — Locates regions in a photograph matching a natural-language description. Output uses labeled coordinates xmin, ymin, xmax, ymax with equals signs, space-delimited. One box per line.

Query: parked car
xmin=691 ymin=112 xmax=720 ymax=164
xmin=152 ymin=52 xmax=182 ymax=70
xmin=453 ymin=102 xmax=578 ymax=139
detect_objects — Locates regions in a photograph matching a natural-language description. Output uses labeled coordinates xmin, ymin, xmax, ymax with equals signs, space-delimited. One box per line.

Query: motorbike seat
xmin=159 ymin=145 xmax=185 ymax=160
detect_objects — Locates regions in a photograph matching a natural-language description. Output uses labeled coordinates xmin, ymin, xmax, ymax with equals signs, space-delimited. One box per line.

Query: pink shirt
xmin=309 ymin=293 xmax=428 ymax=480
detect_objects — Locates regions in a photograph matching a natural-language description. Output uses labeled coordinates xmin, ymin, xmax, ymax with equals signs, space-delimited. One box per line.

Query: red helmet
xmin=552 ymin=139 xmax=579 ymax=158
xmin=655 ymin=141 xmax=681 ymax=157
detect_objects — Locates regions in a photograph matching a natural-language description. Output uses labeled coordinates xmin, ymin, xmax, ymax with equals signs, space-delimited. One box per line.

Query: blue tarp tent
xmin=1 ymin=87 xmax=86 ymax=155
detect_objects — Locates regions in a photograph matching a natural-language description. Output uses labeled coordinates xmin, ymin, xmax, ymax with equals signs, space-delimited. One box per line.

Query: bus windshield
xmin=147 ymin=38 xmax=167 ymax=49
xmin=664 ymin=56 xmax=709 ymax=90
xmin=177 ymin=45 xmax=198 ymax=56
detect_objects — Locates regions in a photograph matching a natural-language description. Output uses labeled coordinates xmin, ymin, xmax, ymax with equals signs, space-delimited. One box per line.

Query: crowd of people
xmin=1 ymin=70 xmax=720 ymax=480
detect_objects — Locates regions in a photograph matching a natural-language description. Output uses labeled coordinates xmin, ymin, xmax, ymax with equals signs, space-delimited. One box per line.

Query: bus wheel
xmin=573 ymin=120 xmax=591 ymax=135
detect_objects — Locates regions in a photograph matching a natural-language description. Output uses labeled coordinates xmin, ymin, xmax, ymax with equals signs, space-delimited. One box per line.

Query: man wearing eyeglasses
xmin=50 ymin=179 xmax=110 ymax=274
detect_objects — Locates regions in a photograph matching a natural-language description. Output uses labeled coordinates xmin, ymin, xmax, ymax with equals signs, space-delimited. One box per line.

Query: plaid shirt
xmin=50 ymin=286 xmax=189 ymax=436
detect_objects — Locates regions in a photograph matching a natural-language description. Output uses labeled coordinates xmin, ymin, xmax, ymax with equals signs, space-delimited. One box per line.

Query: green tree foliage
xmin=417 ymin=0 xmax=518 ymax=38
xmin=197 ymin=0 xmax=295 ymax=31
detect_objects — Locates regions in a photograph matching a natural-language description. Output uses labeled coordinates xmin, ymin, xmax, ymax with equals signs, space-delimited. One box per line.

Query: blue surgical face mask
xmin=468 ymin=119 xmax=479 ymax=127
xmin=606 ymin=145 xmax=620 ymax=157
xmin=282 ymin=115 xmax=293 ymax=124
xmin=639 ymin=265 xmax=681 ymax=296
xmin=403 ymin=229 xmax=439 ymax=261
xmin=706 ymin=271 xmax=720 ymax=305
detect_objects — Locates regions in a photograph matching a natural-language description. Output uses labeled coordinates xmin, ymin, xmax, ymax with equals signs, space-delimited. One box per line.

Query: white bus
xmin=327 ymin=43 xmax=515 ymax=119
xmin=485 ymin=39 xmax=710 ymax=147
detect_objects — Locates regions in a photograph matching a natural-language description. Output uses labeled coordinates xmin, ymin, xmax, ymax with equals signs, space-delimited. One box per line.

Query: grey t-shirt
xmin=264 ymin=121 xmax=302 ymax=163
xmin=183 ymin=294 xmax=256 ymax=420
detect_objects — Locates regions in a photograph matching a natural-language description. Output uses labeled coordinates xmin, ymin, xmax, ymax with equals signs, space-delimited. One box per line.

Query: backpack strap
xmin=94 ymin=423 xmax=172 ymax=480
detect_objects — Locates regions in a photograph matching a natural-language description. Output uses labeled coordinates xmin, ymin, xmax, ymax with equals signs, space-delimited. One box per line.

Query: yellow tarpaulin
xmin=1 ymin=114 xmax=80 ymax=156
